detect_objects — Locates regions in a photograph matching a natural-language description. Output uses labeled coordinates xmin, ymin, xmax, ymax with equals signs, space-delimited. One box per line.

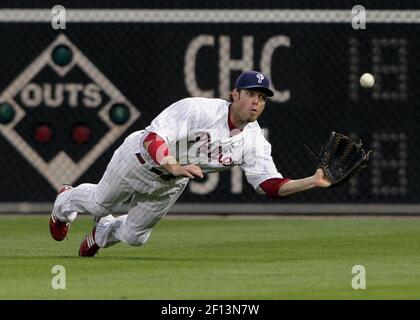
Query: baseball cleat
xmin=79 ymin=227 xmax=100 ymax=257
xmin=49 ymin=184 xmax=73 ymax=241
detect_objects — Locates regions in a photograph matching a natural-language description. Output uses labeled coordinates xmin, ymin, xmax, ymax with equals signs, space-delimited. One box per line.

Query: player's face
xmin=234 ymin=89 xmax=267 ymax=122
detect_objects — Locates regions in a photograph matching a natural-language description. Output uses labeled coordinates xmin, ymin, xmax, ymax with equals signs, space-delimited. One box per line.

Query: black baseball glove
xmin=308 ymin=132 xmax=373 ymax=187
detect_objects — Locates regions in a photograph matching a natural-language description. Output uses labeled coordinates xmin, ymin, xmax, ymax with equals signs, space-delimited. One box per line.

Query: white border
xmin=0 ymin=9 xmax=419 ymax=23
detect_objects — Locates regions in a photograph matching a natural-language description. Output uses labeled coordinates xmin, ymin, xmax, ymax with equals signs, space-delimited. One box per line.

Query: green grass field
xmin=1 ymin=215 xmax=420 ymax=299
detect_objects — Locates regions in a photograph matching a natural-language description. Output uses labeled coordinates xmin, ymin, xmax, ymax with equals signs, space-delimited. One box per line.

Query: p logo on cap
xmin=256 ymin=73 xmax=264 ymax=83
xmin=234 ymin=71 xmax=274 ymax=97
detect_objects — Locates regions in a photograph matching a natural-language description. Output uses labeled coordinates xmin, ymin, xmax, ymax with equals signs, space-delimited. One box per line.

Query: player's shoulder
xmin=180 ymin=97 xmax=229 ymax=109
xmin=176 ymin=97 xmax=229 ymax=121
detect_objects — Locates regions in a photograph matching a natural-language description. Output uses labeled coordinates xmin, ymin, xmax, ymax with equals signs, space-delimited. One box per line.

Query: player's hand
xmin=313 ymin=168 xmax=332 ymax=188
xmin=165 ymin=164 xmax=203 ymax=179
xmin=180 ymin=164 xmax=204 ymax=179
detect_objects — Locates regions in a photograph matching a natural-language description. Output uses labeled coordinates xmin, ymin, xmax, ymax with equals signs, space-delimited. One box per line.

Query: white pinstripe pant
xmin=53 ymin=131 xmax=189 ymax=248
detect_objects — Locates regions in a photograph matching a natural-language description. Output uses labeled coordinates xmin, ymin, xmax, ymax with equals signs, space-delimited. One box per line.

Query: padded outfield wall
xmin=0 ymin=1 xmax=417 ymax=214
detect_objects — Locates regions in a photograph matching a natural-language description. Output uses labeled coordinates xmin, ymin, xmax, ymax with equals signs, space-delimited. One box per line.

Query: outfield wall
xmin=0 ymin=1 xmax=417 ymax=214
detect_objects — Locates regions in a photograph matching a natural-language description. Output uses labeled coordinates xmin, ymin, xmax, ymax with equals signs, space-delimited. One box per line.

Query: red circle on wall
xmin=72 ymin=125 xmax=91 ymax=145
xmin=34 ymin=125 xmax=53 ymax=143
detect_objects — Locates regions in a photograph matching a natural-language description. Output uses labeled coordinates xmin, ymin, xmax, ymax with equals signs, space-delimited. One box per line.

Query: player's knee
xmin=125 ymin=237 xmax=147 ymax=246
xmin=125 ymin=238 xmax=145 ymax=246
xmin=125 ymin=230 xmax=151 ymax=246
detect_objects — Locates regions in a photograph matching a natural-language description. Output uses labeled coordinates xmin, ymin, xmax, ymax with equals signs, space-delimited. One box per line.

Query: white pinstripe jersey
xmin=141 ymin=97 xmax=283 ymax=190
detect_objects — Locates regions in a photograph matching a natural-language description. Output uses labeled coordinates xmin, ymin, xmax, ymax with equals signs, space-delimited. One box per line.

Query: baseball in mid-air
xmin=360 ymin=73 xmax=375 ymax=88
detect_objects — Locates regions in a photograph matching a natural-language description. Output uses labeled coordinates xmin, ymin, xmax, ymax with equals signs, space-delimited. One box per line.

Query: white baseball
xmin=360 ymin=73 xmax=375 ymax=88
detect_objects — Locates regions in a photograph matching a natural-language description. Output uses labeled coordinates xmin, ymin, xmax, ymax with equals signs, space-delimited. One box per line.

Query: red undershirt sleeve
xmin=144 ymin=132 xmax=170 ymax=164
xmin=259 ymin=178 xmax=291 ymax=199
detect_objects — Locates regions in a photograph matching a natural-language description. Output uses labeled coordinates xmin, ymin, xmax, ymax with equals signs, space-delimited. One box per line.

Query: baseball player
xmin=49 ymin=70 xmax=332 ymax=257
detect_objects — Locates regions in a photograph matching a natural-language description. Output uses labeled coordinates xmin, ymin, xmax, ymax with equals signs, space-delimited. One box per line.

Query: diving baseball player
xmin=49 ymin=71 xmax=332 ymax=257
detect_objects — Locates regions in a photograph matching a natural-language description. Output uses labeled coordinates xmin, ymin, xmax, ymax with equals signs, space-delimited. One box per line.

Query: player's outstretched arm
xmin=162 ymin=158 xmax=203 ymax=179
xmin=277 ymin=168 xmax=331 ymax=197
xmin=143 ymin=132 xmax=203 ymax=179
